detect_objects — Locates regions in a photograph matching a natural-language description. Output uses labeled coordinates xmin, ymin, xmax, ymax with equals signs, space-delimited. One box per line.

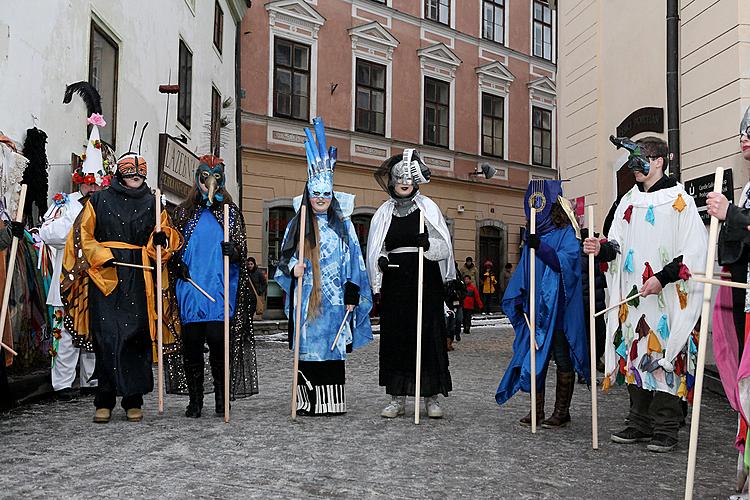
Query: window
xmin=88 ymin=22 xmax=118 ymax=147
xmin=532 ymin=106 xmax=552 ymax=167
xmin=533 ymin=0 xmax=553 ymax=61
xmin=178 ymin=40 xmax=193 ymax=129
xmin=355 ymin=59 xmax=386 ymax=136
xmin=213 ymin=1 xmax=224 ymax=53
xmin=482 ymin=0 xmax=504 ymax=43
xmin=211 ymin=87 xmax=221 ymax=156
xmin=267 ymin=207 xmax=296 ymax=279
xmin=424 ymin=0 xmax=449 ymax=25
xmin=424 ymin=77 xmax=450 ymax=148
xmin=273 ymin=38 xmax=310 ymax=121
xmin=482 ymin=93 xmax=504 ymax=158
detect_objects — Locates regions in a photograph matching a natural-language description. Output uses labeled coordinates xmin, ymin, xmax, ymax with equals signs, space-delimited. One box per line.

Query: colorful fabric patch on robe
xmin=613 ymin=327 xmax=623 ymax=347
xmin=602 ymin=375 xmax=611 ymax=393
xmin=647 ymin=331 xmax=662 ymax=353
xmin=626 ymin=285 xmax=640 ymax=307
xmin=623 ymin=205 xmax=633 ymax=223
xmin=665 ymin=370 xmax=674 ymax=388
xmin=645 ymin=204 xmax=655 ymax=225
xmin=677 ymin=283 xmax=688 ymax=310
xmin=629 ymin=341 xmax=638 ymax=361
xmin=678 ymin=262 xmax=691 ymax=281
xmin=624 ymin=249 xmax=634 ymax=272
xmin=673 ymin=194 xmax=687 ymax=213
xmin=657 ymin=292 xmax=666 ymax=310
xmin=636 ymin=314 xmax=650 ymax=339
xmin=657 ymin=314 xmax=670 ymax=341
xmin=674 ymin=353 xmax=685 ymax=376
xmin=644 ymin=371 xmax=658 ymax=390
xmin=616 ymin=341 xmax=627 ymax=359
xmin=659 ymin=247 xmax=671 ymax=267
xmin=677 ymin=376 xmax=687 ymax=397
xmin=642 ymin=262 xmax=654 ymax=284
xmin=626 ymin=372 xmax=635 ymax=384
xmin=616 ymin=372 xmax=625 ymax=385
xmin=624 ymin=322 xmax=635 ymax=345
xmin=618 ymin=303 xmax=628 ymax=324
xmin=633 ymin=367 xmax=642 ymax=386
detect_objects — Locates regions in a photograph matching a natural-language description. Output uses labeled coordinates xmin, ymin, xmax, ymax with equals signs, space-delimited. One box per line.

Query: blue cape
xmin=495 ymin=224 xmax=589 ymax=405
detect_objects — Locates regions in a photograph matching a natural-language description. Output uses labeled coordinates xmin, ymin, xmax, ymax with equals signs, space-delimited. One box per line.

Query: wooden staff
xmin=529 ymin=206 xmax=537 ymax=433
xmin=587 ymin=205 xmax=599 ymax=449
xmin=414 ymin=211 xmax=425 ymax=425
xmin=329 ymin=310 xmax=350 ymax=352
xmin=113 ymin=261 xmax=154 ymax=271
xmin=0 ymin=184 xmax=26 ymax=357
xmin=691 ymin=276 xmax=749 ymax=289
xmin=593 ymin=292 xmax=642 ymax=318
xmin=155 ymin=190 xmax=164 ymax=415
xmin=187 ymin=278 xmax=217 ymax=302
xmin=223 ymin=204 xmax=230 ymax=423
xmin=291 ymin=205 xmax=307 ymax=420
xmin=685 ymin=167 xmax=723 ymax=500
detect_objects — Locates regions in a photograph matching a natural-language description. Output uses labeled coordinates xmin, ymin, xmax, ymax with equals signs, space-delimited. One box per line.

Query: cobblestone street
xmin=0 ymin=322 xmax=740 ymax=499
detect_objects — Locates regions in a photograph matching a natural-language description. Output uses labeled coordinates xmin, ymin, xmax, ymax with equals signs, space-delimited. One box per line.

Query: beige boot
xmin=126 ymin=408 xmax=144 ymax=422
xmin=93 ymin=408 xmax=111 ymax=424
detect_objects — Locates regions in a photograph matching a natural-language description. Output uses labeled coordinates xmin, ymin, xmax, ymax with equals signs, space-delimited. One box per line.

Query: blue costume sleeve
xmin=536 ymin=241 xmax=561 ymax=272
xmin=344 ymin=219 xmax=373 ymax=349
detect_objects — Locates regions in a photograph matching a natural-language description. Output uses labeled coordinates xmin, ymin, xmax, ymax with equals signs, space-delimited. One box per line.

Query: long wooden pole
xmin=529 ymin=207 xmax=537 ymax=434
xmin=685 ymin=167 xmax=723 ymax=499
xmin=0 ymin=185 xmax=27 ymax=357
xmin=223 ymin=204 xmax=230 ymax=423
xmin=155 ymin=190 xmax=164 ymax=415
xmin=691 ymin=276 xmax=749 ymax=289
xmin=329 ymin=309 xmax=350 ymax=352
xmin=291 ymin=206 xmax=307 ymax=420
xmin=414 ymin=212 xmax=425 ymax=425
xmin=593 ymin=292 xmax=642 ymax=318
xmin=587 ymin=205 xmax=599 ymax=449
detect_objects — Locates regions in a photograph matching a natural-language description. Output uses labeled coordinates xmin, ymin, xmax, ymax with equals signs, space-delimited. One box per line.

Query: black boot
xmin=519 ymin=389 xmax=545 ymax=427
xmin=542 ymin=371 xmax=575 ymax=428
xmin=210 ymin=361 xmax=228 ymax=416
xmin=184 ymin=361 xmax=204 ymax=418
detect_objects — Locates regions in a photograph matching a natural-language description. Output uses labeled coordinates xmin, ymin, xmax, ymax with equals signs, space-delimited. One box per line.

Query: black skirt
xmin=296 ymin=360 xmax=346 ymax=416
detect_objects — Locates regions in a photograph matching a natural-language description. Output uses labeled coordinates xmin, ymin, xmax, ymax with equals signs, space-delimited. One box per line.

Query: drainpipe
xmin=234 ymin=7 xmax=244 ymax=209
xmin=666 ymin=0 xmax=680 ymax=180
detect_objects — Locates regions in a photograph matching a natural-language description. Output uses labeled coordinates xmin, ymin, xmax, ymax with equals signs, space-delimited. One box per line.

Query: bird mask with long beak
xmin=196 ymin=155 xmax=226 ymax=206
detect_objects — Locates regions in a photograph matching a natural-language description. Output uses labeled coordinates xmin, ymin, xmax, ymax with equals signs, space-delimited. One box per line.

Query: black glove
xmin=103 ymin=259 xmax=116 ymax=268
xmin=173 ymin=257 xmax=190 ymax=281
xmin=378 ymin=256 xmax=390 ymax=273
xmin=527 ymin=234 xmax=541 ymax=250
xmin=152 ymin=231 xmax=168 ymax=247
xmin=415 ymin=232 xmax=430 ymax=251
xmin=344 ymin=281 xmax=360 ymax=306
xmin=9 ymin=221 xmax=24 ymax=239
xmin=221 ymin=241 xmax=242 ymax=263
xmin=514 ymin=300 xmax=524 ymax=316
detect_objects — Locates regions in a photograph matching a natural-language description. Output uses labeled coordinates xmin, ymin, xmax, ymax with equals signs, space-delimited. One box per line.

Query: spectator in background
xmin=481 ymin=261 xmax=497 ymax=315
xmin=247 ymin=256 xmax=267 ymax=320
xmin=462 ymin=275 xmax=482 ymax=334
xmin=501 ymin=262 xmax=513 ymax=297
xmin=459 ymin=256 xmax=479 ymax=286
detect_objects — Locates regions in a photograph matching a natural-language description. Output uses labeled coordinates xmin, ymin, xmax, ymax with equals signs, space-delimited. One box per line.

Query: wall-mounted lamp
xmin=469 ymin=163 xmax=497 ymax=180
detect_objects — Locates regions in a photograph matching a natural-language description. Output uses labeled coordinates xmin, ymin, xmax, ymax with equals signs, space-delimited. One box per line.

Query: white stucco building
xmin=0 ymin=0 xmax=248 ymax=209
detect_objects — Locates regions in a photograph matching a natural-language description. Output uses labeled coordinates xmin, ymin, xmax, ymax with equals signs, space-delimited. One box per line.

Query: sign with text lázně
xmin=158 ymin=134 xmax=198 ymax=204
xmin=684 ymin=169 xmax=734 ymax=225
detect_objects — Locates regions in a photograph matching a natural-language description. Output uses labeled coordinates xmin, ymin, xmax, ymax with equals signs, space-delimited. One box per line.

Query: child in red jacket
xmin=462 ymin=276 xmax=482 ymax=334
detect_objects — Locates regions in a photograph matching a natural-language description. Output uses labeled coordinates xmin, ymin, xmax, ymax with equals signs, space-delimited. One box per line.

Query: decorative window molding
xmin=528 ymin=76 xmax=556 ymax=103
xmin=476 ymin=60 xmax=515 ymax=95
xmin=417 ymin=42 xmax=462 ymax=78
xmin=265 ymin=0 xmax=325 ymax=119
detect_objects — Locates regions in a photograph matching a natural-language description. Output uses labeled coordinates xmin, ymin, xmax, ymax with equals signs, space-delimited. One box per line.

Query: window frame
xmin=210 ymin=86 xmax=222 ymax=156
xmin=481 ymin=92 xmax=505 ymax=158
xmin=272 ymin=37 xmax=311 ymax=122
xmin=532 ymin=0 xmax=554 ymax=61
xmin=482 ymin=0 xmax=505 ymax=45
xmin=213 ymin=0 xmax=224 ymax=54
xmin=88 ymin=21 xmax=119 ymax=148
xmin=177 ymin=39 xmax=193 ymax=130
xmin=531 ymin=105 xmax=553 ymax=168
xmin=354 ymin=58 xmax=387 ymax=136
xmin=424 ymin=0 xmax=450 ymax=26
xmin=423 ymin=76 xmax=451 ymax=149
xmin=266 ymin=205 xmax=296 ymax=279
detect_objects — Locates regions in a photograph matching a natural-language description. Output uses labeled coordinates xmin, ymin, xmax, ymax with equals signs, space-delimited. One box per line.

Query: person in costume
xmin=495 ymin=180 xmax=589 ymax=428
xmin=707 ymin=104 xmax=750 ymax=491
xmin=40 ymin=83 xmax=113 ymax=400
xmin=275 ymin=117 xmax=372 ymax=416
xmin=367 ymin=149 xmax=454 ymax=419
xmin=584 ymin=136 xmax=707 ymax=452
xmin=168 ymin=155 xmax=259 ymax=418
xmin=61 ymin=129 xmax=182 ymax=424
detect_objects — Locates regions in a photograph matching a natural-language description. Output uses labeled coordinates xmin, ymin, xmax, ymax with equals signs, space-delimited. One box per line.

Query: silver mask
xmin=390 ymin=149 xmax=430 ymax=186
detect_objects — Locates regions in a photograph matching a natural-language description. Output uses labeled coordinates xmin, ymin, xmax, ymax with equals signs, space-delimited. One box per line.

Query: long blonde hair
xmin=303 ymin=214 xmax=322 ymax=319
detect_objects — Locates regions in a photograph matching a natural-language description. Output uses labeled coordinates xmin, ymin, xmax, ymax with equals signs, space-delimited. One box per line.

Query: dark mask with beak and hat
xmin=195 ymin=155 xmax=227 ymax=206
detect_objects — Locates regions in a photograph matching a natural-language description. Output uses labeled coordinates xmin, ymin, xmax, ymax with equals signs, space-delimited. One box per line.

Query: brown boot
xmin=519 ymin=389 xmax=545 ymax=427
xmin=542 ymin=371 xmax=575 ymax=428
xmin=93 ymin=408 xmax=111 ymax=424
xmin=446 ymin=338 xmax=454 ymax=351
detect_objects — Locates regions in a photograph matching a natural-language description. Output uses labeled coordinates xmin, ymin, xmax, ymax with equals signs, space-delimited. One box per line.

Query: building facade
xmin=558 ymin=0 xmax=750 ymax=228
xmin=0 ymin=0 xmax=248 ymax=208
xmin=240 ymin=0 xmax=558 ymax=312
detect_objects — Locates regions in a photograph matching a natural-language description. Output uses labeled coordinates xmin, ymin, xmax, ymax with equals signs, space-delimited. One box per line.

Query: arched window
xmin=267 ymin=206 xmax=295 ymax=278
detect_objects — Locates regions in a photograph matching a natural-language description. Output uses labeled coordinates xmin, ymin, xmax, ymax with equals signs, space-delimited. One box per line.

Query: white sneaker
xmin=425 ymin=396 xmax=443 ymax=418
xmin=381 ymin=397 xmax=406 ymax=418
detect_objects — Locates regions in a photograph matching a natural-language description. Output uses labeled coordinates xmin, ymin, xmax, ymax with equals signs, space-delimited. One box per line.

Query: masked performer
xmin=275 ymin=117 xmax=372 ymax=416
xmin=367 ymin=150 xmax=454 ymax=419
xmin=585 ymin=136 xmax=706 ymax=453
xmin=62 ymin=135 xmax=182 ymax=424
xmin=708 ymin=105 xmax=750 ymax=487
xmin=41 ymin=85 xmax=113 ymax=399
xmin=168 ymin=155 xmax=259 ymax=418
xmin=495 ymin=181 xmax=588 ymax=428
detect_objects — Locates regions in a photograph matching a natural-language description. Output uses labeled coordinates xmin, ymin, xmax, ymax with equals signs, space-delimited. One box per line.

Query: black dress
xmin=88 ymin=179 xmax=156 ymax=399
xmin=378 ymin=208 xmax=452 ymax=397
